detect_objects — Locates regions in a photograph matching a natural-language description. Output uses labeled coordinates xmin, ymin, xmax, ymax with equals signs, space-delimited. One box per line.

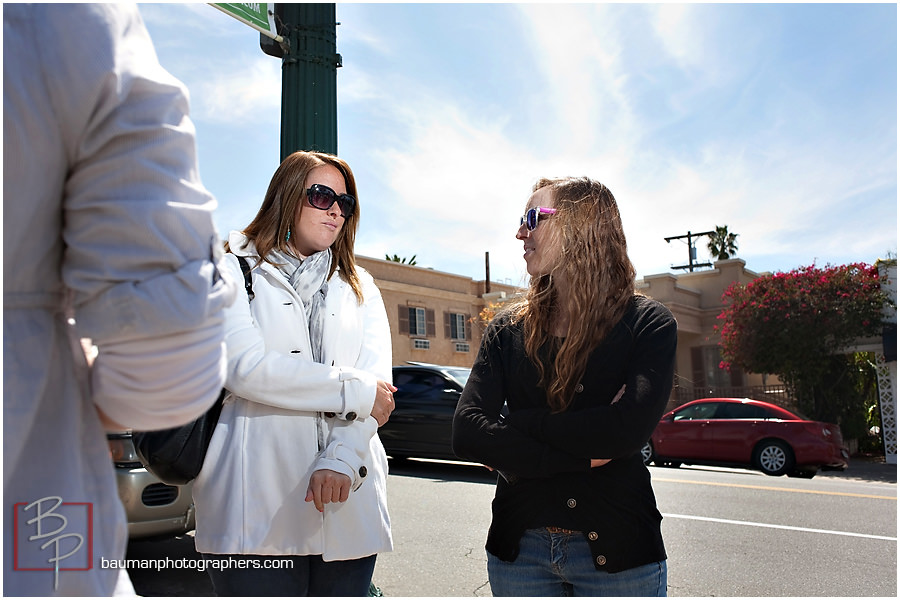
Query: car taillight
xmin=107 ymin=433 xmax=143 ymax=467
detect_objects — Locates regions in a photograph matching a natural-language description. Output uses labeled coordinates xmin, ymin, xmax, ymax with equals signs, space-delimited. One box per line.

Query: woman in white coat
xmin=193 ymin=151 xmax=397 ymax=596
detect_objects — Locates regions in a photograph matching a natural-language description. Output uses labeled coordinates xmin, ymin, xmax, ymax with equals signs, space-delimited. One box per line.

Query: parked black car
xmin=379 ymin=362 xmax=471 ymax=461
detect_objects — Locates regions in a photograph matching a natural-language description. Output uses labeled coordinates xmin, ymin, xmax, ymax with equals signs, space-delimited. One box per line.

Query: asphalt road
xmin=126 ymin=457 xmax=896 ymax=597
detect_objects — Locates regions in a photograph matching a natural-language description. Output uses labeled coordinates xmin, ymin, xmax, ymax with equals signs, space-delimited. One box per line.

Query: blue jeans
xmin=201 ymin=553 xmax=376 ymax=597
xmin=487 ymin=529 xmax=667 ymax=597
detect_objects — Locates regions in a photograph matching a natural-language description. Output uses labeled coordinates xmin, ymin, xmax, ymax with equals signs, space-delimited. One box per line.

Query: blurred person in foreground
xmin=191 ymin=150 xmax=395 ymax=596
xmin=3 ymin=4 xmax=235 ymax=595
xmin=452 ymin=177 xmax=677 ymax=596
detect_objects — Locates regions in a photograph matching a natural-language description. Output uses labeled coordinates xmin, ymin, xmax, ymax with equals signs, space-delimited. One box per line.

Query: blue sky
xmin=139 ymin=2 xmax=897 ymax=288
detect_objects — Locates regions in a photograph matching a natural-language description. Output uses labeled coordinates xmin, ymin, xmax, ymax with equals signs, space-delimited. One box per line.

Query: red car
xmin=641 ymin=397 xmax=849 ymax=478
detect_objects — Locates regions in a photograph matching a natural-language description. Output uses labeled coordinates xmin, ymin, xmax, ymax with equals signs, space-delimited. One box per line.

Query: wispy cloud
xmin=349 ymin=98 xmax=543 ymax=285
xmin=193 ymin=56 xmax=281 ymax=123
xmin=517 ymin=4 xmax=638 ymax=155
xmin=141 ymin=4 xmax=282 ymax=123
xmin=141 ymin=3 xmax=896 ymax=283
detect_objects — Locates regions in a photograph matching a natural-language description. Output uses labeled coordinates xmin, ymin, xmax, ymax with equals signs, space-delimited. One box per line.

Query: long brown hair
xmin=509 ymin=177 xmax=636 ymax=412
xmin=227 ymin=151 xmax=364 ymax=303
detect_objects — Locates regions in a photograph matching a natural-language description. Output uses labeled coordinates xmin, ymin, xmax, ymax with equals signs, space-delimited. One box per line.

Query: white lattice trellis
xmin=875 ymin=352 xmax=897 ymax=464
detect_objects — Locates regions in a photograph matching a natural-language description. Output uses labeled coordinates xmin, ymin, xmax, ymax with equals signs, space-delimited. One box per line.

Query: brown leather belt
xmin=545 ymin=526 xmax=579 ymax=535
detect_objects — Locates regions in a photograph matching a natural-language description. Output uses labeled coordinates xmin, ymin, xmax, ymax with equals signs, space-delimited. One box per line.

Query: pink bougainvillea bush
xmin=716 ymin=262 xmax=892 ymax=425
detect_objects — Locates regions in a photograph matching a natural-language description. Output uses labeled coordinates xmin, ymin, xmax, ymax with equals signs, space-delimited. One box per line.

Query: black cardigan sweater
xmin=452 ymin=295 xmax=677 ymax=573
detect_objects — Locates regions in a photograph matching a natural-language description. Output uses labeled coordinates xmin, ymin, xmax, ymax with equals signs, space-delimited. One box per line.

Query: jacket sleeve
xmin=54 ymin=4 xmax=237 ymax=430
xmin=314 ymin=272 xmax=392 ymax=490
xmin=452 ymin=318 xmax=587 ymax=479
xmin=506 ymin=302 xmax=677 ymax=459
xmin=220 ymin=254 xmax=378 ymax=419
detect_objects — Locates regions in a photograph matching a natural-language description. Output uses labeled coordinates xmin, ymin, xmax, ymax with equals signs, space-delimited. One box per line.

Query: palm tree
xmin=385 ymin=254 xmax=417 ymax=266
xmin=706 ymin=225 xmax=739 ymax=261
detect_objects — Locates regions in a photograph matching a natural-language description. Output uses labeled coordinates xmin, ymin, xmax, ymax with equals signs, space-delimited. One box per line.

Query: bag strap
xmin=236 ymin=255 xmax=254 ymax=301
xmin=217 ymin=255 xmax=253 ymax=406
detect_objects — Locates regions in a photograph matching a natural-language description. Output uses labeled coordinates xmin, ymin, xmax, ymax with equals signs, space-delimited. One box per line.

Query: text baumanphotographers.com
xmin=100 ymin=556 xmax=294 ymax=572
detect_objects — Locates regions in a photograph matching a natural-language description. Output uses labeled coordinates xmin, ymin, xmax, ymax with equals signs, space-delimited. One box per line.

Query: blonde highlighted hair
xmin=227 ymin=150 xmax=364 ymax=302
xmin=509 ymin=177 xmax=636 ymax=412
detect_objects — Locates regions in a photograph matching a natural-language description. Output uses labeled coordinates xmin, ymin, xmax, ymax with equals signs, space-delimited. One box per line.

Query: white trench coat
xmin=193 ymin=232 xmax=393 ymax=560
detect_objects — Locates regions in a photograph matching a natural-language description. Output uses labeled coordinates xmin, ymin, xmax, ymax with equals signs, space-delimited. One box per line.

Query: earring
xmin=285 ymin=228 xmax=291 ymax=242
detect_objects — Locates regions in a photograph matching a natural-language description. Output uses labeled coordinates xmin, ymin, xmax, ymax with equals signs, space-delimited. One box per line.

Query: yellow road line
xmin=653 ymin=477 xmax=896 ymax=500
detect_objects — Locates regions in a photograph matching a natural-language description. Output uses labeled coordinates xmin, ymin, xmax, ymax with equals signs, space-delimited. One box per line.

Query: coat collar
xmin=227 ymin=231 xmax=257 ymax=258
xmin=227 ymin=230 xmax=341 ymax=273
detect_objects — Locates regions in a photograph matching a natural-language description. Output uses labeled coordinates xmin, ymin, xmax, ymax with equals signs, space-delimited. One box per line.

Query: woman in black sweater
xmin=452 ymin=176 xmax=677 ymax=597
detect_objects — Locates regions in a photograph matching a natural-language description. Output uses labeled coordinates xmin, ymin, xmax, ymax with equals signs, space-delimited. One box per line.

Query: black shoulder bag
xmin=133 ymin=255 xmax=253 ymax=485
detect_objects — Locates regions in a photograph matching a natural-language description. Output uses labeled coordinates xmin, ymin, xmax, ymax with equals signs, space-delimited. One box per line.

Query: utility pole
xmin=664 ymin=230 xmax=715 ymax=272
xmin=260 ymin=4 xmax=341 ymax=159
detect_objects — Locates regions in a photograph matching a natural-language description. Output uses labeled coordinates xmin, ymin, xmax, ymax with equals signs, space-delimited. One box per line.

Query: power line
xmin=665 ymin=230 xmax=715 ymax=272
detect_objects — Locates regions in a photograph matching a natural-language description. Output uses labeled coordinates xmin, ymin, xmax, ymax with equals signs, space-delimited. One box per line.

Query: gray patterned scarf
xmin=269 ymin=247 xmax=331 ymax=364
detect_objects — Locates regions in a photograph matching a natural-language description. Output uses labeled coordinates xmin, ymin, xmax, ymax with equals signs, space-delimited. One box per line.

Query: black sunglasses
xmin=306 ymin=184 xmax=356 ymax=218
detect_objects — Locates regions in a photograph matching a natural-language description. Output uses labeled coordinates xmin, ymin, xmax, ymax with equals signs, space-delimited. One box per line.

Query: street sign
xmin=210 ymin=3 xmax=282 ymax=42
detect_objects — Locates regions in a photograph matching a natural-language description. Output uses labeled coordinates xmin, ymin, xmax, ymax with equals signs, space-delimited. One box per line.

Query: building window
xmin=413 ymin=339 xmax=430 ymax=350
xmin=399 ymin=306 xmax=435 ymax=337
xmin=450 ymin=313 xmax=466 ymax=340
xmin=445 ymin=311 xmax=471 ymax=341
xmin=409 ymin=307 xmax=426 ymax=336
xmin=455 ymin=342 xmax=470 ymax=353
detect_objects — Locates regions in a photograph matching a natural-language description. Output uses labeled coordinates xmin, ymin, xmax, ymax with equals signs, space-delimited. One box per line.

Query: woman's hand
xmin=305 ymin=469 xmax=352 ymax=512
xmin=371 ymin=380 xmax=397 ymax=426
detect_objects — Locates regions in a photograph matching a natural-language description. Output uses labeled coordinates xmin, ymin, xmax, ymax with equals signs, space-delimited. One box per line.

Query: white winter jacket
xmin=193 ymin=232 xmax=393 ymax=560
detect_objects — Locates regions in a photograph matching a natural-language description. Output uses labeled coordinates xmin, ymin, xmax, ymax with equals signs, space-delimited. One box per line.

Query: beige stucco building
xmin=358 ymin=255 xmax=767 ymax=406
xmin=636 ymin=258 xmax=777 ymax=410
xmin=361 ymin=257 xmax=894 ymax=400
xmin=358 ymin=255 xmax=897 ymax=462
xmin=357 ymin=256 xmax=521 ymax=368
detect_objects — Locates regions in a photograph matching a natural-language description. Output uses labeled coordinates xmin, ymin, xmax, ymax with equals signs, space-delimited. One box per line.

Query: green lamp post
xmin=261 ymin=3 xmax=341 ymax=159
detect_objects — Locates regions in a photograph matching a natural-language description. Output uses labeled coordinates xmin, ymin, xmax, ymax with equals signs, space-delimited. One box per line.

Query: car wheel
xmin=754 ymin=440 xmax=795 ymax=476
xmin=640 ymin=441 xmax=654 ymax=465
